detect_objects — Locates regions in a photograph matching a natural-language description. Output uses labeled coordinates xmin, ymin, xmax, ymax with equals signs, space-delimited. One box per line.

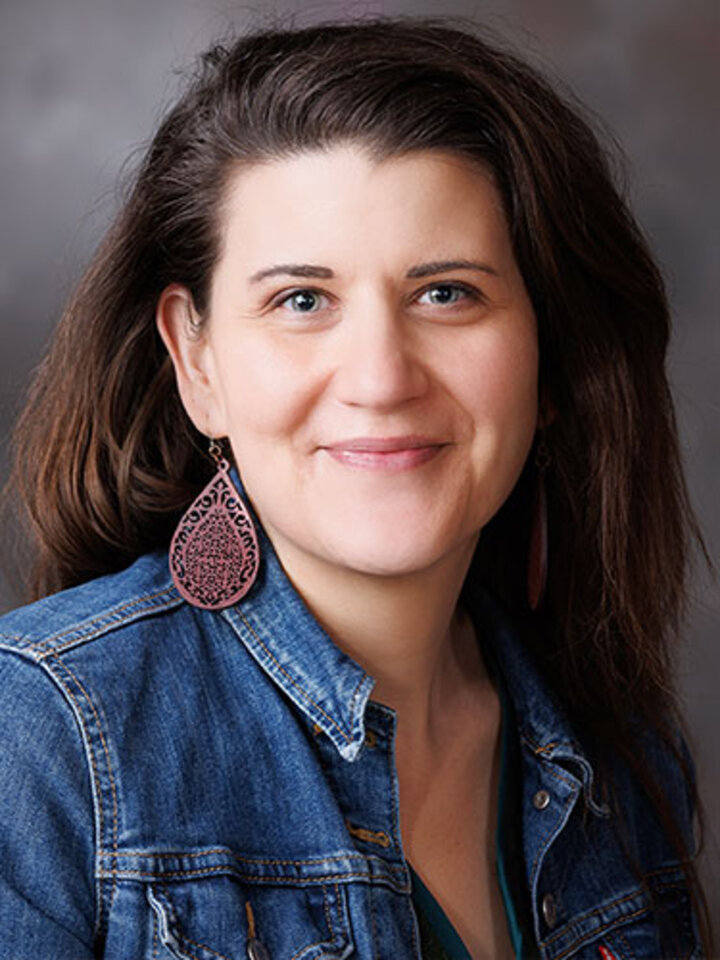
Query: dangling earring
xmin=527 ymin=436 xmax=550 ymax=612
xmin=169 ymin=439 xmax=260 ymax=609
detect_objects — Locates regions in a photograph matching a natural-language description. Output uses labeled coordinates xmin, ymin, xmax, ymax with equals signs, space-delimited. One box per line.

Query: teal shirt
xmin=409 ymin=660 xmax=531 ymax=959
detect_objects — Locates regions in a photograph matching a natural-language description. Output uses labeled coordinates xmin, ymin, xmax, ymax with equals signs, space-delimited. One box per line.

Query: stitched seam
xmin=615 ymin=930 xmax=633 ymax=960
xmin=653 ymin=879 xmax=687 ymax=892
xmin=101 ymin=849 xmax=403 ymax=874
xmin=154 ymin=885 xmax=210 ymax=960
xmin=542 ymin=764 xmax=578 ymax=790
xmin=177 ymin=930 xmax=231 ymax=960
xmin=99 ymin=866 xmax=394 ymax=884
xmin=368 ymin=879 xmax=379 ymax=960
xmin=45 ymin=665 xmax=107 ymax=938
xmin=289 ymin=886 xmax=334 ymax=960
xmin=543 ymin=889 xmax=643 ymax=946
xmin=29 ymin=589 xmax=176 ymax=650
xmin=49 ymin=654 xmax=120 ymax=928
xmin=152 ymin=903 xmax=159 ymax=960
xmin=324 ymin=884 xmax=334 ymax=937
xmin=175 ymin=920 xmax=232 ymax=960
xmin=545 ymin=904 xmax=650 ymax=959
xmin=335 ymin=882 xmax=343 ymax=938
xmin=31 ymin=591 xmax=180 ymax=656
xmin=239 ymin=614 xmax=355 ymax=743
xmin=0 ymin=633 xmax=29 ymax=647
xmin=318 ymin=883 xmax=346 ymax=960
xmin=642 ymin=864 xmax=684 ymax=879
xmin=174 ymin=943 xmax=201 ymax=960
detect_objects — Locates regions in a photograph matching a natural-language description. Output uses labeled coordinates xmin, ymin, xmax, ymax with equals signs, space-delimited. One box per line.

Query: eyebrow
xmin=248 ymin=259 xmax=500 ymax=284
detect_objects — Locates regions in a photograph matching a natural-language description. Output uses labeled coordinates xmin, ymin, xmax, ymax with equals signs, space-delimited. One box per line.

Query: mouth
xmin=320 ymin=436 xmax=448 ymax=472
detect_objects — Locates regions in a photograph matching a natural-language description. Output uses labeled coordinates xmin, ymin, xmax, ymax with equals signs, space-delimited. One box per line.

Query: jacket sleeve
xmin=0 ymin=646 xmax=96 ymax=957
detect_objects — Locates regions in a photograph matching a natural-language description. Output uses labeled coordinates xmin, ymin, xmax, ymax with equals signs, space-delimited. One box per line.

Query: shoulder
xmin=0 ymin=553 xmax=190 ymax=787
xmin=0 ymin=551 xmax=181 ymax=661
xmin=0 ymin=552 xmax=250 ymax=765
xmin=0 ymin=553 xmax=267 ymax=795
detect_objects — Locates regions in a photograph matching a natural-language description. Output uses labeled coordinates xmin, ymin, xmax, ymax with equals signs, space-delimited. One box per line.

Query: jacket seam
xmin=99 ymin=849 xmax=404 ymax=874
xmin=287 ymin=883 xmax=337 ymax=960
xmin=614 ymin=929 xmax=633 ymax=960
xmin=29 ymin=590 xmax=181 ymax=656
xmin=641 ymin=863 xmax=685 ymax=881
xmin=98 ymin=866 xmax=404 ymax=887
xmin=542 ymin=887 xmax=643 ymax=947
xmin=45 ymin=652 xmax=120 ymax=940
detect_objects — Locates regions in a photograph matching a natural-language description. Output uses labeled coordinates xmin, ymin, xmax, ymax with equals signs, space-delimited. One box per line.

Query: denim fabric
xmin=0 ymin=520 xmax=701 ymax=958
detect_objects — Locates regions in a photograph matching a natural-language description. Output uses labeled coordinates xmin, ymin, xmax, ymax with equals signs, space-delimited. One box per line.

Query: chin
xmin=318 ymin=526 xmax=471 ymax=580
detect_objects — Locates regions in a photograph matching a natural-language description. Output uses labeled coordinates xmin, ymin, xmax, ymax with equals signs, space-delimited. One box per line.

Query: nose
xmin=331 ymin=297 xmax=429 ymax=410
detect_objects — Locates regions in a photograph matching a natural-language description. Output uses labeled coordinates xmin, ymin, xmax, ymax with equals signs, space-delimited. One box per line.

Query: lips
xmin=321 ymin=436 xmax=447 ymax=471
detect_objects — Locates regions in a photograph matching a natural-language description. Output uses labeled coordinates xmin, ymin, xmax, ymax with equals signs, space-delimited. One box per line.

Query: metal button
xmin=364 ymin=729 xmax=378 ymax=748
xmin=247 ymin=939 xmax=271 ymax=960
xmin=533 ymin=789 xmax=551 ymax=810
xmin=542 ymin=893 xmax=557 ymax=929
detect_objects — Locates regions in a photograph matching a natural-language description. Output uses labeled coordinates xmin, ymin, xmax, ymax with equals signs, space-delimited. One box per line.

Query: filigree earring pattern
xmin=169 ymin=441 xmax=260 ymax=609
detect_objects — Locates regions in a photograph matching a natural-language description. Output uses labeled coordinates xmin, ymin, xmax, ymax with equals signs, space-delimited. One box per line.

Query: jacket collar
xmin=470 ymin=588 xmax=609 ymax=817
xmin=222 ymin=469 xmax=604 ymax=809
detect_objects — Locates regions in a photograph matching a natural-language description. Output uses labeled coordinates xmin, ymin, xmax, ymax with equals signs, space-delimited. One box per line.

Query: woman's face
xmin=159 ymin=145 xmax=539 ymax=580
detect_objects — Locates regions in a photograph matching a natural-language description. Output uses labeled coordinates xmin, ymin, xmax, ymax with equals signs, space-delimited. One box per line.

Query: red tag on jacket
xmin=598 ymin=947 xmax=619 ymax=960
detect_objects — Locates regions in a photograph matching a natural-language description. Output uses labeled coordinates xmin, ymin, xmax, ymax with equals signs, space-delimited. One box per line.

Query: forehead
xmin=213 ymin=145 xmax=513 ymax=281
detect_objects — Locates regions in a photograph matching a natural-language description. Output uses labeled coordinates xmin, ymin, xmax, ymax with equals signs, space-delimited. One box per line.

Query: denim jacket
xmin=0 ymin=520 xmax=701 ymax=959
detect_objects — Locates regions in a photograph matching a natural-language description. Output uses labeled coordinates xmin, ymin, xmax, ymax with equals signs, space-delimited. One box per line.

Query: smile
xmin=321 ymin=437 xmax=447 ymax=472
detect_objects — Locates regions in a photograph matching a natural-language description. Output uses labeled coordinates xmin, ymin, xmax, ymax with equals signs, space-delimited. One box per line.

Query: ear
xmin=156 ymin=284 xmax=228 ymax=438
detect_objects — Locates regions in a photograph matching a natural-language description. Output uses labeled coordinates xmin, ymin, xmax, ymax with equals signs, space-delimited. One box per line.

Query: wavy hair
xmin=3 ymin=16 xmax=710 ymax=948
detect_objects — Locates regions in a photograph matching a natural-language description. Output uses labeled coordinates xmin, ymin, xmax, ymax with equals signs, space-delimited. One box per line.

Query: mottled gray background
xmin=1 ymin=0 xmax=718 ymax=938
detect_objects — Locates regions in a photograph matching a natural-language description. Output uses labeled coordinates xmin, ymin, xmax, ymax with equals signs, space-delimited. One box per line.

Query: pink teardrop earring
xmin=169 ymin=439 xmax=260 ymax=609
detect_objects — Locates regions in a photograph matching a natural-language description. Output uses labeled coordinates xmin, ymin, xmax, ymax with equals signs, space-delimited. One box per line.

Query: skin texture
xmin=158 ymin=144 xmax=538 ymax=958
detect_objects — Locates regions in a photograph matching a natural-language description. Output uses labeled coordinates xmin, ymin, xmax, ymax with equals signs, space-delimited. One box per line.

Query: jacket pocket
xmin=596 ymin=880 xmax=701 ymax=960
xmin=549 ymin=880 xmax=701 ymax=960
xmin=147 ymin=875 xmax=354 ymax=960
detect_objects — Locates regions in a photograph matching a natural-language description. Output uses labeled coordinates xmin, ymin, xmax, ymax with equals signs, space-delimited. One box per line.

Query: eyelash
xmin=271 ymin=281 xmax=483 ymax=315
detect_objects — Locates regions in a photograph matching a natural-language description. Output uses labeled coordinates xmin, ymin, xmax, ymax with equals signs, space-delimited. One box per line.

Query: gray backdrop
xmin=1 ymin=0 xmax=718 ymax=937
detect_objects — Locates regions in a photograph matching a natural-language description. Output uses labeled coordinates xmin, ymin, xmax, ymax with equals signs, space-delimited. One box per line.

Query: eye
xmin=274 ymin=288 xmax=332 ymax=313
xmin=416 ymin=282 xmax=479 ymax=307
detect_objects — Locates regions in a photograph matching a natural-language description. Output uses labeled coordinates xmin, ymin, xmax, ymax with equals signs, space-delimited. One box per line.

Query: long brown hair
xmin=4 ymin=15 xmax=710 ymax=948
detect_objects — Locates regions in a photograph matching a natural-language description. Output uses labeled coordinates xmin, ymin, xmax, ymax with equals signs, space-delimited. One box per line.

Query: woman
xmin=0 ymin=16 xmax=710 ymax=959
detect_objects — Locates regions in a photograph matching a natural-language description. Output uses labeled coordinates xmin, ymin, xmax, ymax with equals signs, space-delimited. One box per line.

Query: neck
xmin=269 ymin=533 xmax=489 ymax=739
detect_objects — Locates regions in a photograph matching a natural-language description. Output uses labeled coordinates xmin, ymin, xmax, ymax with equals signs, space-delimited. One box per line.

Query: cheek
xmin=213 ymin=335 xmax=318 ymax=444
xmin=456 ymin=326 xmax=539 ymax=434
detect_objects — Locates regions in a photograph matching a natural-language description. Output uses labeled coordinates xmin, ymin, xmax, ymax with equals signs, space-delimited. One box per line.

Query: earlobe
xmin=156 ymin=284 xmax=225 ymax=436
